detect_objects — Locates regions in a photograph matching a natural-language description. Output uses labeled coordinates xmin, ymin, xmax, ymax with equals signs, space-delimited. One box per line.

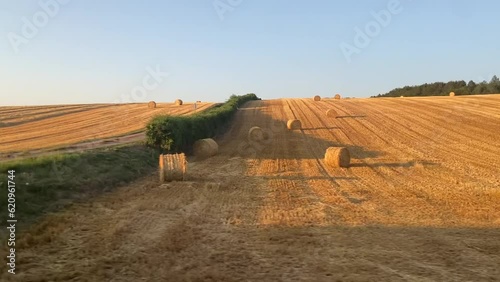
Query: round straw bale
xmin=324 ymin=147 xmax=350 ymax=168
xmin=313 ymin=95 xmax=321 ymax=101
xmin=248 ymin=126 xmax=264 ymax=142
xmin=287 ymin=119 xmax=302 ymax=130
xmin=449 ymin=92 xmax=455 ymax=97
xmin=326 ymin=109 xmax=337 ymax=118
xmin=148 ymin=101 xmax=156 ymax=108
xmin=334 ymin=94 xmax=341 ymax=99
xmin=159 ymin=153 xmax=187 ymax=182
xmin=175 ymin=99 xmax=183 ymax=105
xmin=193 ymin=138 xmax=218 ymax=158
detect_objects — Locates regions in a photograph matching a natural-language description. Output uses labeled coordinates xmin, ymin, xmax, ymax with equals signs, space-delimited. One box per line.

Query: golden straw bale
xmin=324 ymin=147 xmax=350 ymax=168
xmin=326 ymin=109 xmax=337 ymax=118
xmin=287 ymin=119 xmax=302 ymax=130
xmin=193 ymin=138 xmax=218 ymax=159
xmin=159 ymin=153 xmax=187 ymax=182
xmin=248 ymin=126 xmax=264 ymax=142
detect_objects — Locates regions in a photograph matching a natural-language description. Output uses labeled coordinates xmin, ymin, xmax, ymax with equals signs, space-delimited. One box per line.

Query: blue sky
xmin=1 ymin=0 xmax=499 ymax=105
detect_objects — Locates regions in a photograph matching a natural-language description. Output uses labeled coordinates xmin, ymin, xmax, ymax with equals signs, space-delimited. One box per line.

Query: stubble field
xmin=0 ymin=102 xmax=214 ymax=158
xmin=2 ymin=95 xmax=500 ymax=281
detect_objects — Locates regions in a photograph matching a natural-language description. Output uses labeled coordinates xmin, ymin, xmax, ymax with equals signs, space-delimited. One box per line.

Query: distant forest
xmin=372 ymin=75 xmax=500 ymax=98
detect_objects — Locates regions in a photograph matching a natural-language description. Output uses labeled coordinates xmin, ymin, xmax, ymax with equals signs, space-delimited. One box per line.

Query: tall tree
xmin=489 ymin=75 xmax=500 ymax=93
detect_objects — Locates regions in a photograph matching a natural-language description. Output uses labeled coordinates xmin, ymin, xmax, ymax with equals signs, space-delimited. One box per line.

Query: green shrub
xmin=145 ymin=93 xmax=259 ymax=152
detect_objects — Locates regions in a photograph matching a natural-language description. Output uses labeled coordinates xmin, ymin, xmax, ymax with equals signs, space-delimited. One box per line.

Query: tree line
xmin=372 ymin=75 xmax=500 ymax=98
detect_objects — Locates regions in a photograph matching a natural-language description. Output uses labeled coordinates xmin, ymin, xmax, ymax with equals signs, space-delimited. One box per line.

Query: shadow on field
xmin=302 ymin=126 xmax=339 ymax=130
xmin=350 ymin=160 xmax=438 ymax=168
xmin=335 ymin=115 xmax=367 ymax=119
xmin=259 ymin=175 xmax=359 ymax=181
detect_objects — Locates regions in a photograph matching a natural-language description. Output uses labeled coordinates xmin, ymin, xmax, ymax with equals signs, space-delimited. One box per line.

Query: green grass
xmin=0 ymin=145 xmax=160 ymax=230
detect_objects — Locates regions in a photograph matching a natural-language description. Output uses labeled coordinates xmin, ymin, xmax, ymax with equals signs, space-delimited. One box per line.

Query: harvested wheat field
xmin=0 ymin=102 xmax=214 ymax=157
xmin=3 ymin=95 xmax=500 ymax=281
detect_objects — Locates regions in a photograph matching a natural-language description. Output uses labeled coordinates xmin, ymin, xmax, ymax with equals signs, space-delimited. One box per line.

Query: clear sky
xmin=1 ymin=0 xmax=499 ymax=105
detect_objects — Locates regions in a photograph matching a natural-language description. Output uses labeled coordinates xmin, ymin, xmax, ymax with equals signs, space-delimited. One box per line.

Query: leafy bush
xmin=145 ymin=93 xmax=260 ymax=152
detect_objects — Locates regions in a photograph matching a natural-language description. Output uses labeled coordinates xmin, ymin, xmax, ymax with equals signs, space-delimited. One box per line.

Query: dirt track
xmin=0 ymin=102 xmax=213 ymax=157
xmin=3 ymin=95 xmax=500 ymax=281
